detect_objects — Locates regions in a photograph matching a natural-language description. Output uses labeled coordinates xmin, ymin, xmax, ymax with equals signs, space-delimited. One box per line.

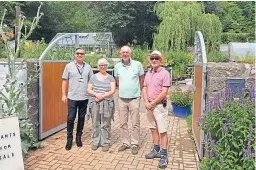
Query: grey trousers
xmin=91 ymin=102 xmax=113 ymax=146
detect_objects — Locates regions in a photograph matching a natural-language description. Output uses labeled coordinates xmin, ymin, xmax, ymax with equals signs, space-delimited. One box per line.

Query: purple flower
xmin=250 ymin=87 xmax=255 ymax=98
xmin=199 ymin=116 xmax=205 ymax=126
xmin=236 ymin=87 xmax=240 ymax=95
xmin=224 ymin=97 xmax=228 ymax=103
xmin=243 ymin=152 xmax=247 ymax=158
xmin=243 ymin=144 xmax=252 ymax=159
xmin=242 ymin=88 xmax=245 ymax=96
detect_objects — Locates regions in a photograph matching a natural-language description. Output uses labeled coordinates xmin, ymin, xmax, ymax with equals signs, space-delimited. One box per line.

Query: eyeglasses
xmin=99 ymin=64 xmax=108 ymax=67
xmin=76 ymin=52 xmax=84 ymax=55
xmin=150 ymin=57 xmax=160 ymax=61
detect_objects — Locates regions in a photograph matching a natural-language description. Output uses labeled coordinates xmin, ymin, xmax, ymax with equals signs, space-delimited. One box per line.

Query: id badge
xmin=79 ymin=77 xmax=84 ymax=82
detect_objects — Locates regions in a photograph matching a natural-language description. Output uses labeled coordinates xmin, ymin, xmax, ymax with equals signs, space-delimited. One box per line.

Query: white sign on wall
xmin=0 ymin=116 xmax=24 ymax=170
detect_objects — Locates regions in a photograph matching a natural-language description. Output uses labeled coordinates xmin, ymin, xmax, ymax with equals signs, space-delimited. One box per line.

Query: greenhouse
xmin=47 ymin=32 xmax=116 ymax=59
xmin=229 ymin=43 xmax=256 ymax=60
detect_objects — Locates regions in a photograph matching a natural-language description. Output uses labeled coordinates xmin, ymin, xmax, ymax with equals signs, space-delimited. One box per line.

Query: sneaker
xmin=91 ymin=145 xmax=99 ymax=151
xmin=102 ymin=145 xmax=110 ymax=152
xmin=65 ymin=139 xmax=72 ymax=151
xmin=131 ymin=145 xmax=139 ymax=155
xmin=118 ymin=144 xmax=129 ymax=152
xmin=158 ymin=155 xmax=168 ymax=169
xmin=145 ymin=149 xmax=161 ymax=159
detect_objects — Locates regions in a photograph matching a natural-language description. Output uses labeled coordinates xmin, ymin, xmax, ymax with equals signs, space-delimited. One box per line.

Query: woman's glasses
xmin=99 ymin=64 xmax=108 ymax=68
xmin=150 ymin=57 xmax=160 ymax=61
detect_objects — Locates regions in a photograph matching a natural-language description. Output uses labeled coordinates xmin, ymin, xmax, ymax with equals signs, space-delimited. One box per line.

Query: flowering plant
xmin=169 ymin=87 xmax=193 ymax=107
xmin=199 ymin=85 xmax=255 ymax=170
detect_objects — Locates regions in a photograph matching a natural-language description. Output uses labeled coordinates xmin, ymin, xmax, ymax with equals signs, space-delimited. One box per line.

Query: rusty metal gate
xmin=192 ymin=31 xmax=207 ymax=158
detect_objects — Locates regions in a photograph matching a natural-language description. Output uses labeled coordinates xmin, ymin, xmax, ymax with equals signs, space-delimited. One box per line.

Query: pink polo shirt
xmin=144 ymin=67 xmax=171 ymax=101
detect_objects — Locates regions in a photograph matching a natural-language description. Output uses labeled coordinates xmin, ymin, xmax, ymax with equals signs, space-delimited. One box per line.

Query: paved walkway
xmin=24 ymin=98 xmax=199 ymax=170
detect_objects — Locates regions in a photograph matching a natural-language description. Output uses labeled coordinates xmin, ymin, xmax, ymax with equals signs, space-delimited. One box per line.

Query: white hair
xmin=121 ymin=46 xmax=132 ymax=53
xmin=97 ymin=58 xmax=109 ymax=68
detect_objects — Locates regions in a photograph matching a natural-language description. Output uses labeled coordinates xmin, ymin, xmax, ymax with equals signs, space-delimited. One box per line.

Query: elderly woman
xmin=87 ymin=58 xmax=116 ymax=152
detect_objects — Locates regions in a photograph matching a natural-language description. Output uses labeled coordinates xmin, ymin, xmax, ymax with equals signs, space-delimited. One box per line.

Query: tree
xmin=92 ymin=1 xmax=159 ymax=47
xmin=216 ymin=2 xmax=246 ymax=33
xmin=153 ymin=2 xmax=222 ymax=51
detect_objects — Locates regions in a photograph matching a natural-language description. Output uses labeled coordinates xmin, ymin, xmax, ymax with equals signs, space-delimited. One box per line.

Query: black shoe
xmin=76 ymin=136 xmax=82 ymax=147
xmin=65 ymin=139 xmax=72 ymax=150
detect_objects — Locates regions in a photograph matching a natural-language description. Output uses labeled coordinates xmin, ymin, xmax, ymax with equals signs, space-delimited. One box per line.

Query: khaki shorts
xmin=146 ymin=104 xmax=169 ymax=133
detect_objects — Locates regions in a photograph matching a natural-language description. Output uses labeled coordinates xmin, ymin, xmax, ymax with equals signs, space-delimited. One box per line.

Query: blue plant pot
xmin=171 ymin=103 xmax=191 ymax=118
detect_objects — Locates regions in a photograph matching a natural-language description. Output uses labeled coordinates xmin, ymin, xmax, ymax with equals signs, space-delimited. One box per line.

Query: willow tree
xmin=153 ymin=2 xmax=222 ymax=52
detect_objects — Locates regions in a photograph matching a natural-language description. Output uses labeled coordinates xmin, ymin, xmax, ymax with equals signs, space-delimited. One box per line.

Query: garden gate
xmin=39 ymin=33 xmax=75 ymax=139
xmin=39 ymin=33 xmax=115 ymax=139
xmin=192 ymin=31 xmax=207 ymax=158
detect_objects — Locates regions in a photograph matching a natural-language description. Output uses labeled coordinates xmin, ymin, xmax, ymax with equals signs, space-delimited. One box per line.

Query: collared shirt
xmin=144 ymin=67 xmax=171 ymax=101
xmin=114 ymin=59 xmax=144 ymax=98
xmin=62 ymin=60 xmax=93 ymax=100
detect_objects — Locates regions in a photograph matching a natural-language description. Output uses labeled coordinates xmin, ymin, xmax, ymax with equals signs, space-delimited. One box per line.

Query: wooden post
xmin=15 ymin=6 xmax=21 ymax=52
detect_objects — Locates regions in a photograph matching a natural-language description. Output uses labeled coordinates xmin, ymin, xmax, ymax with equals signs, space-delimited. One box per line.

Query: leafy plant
xmin=0 ymin=3 xmax=43 ymax=156
xmin=221 ymin=32 xmax=250 ymax=44
xmin=20 ymin=40 xmax=47 ymax=58
xmin=208 ymin=51 xmax=229 ymax=62
xmin=199 ymin=84 xmax=255 ymax=170
xmin=163 ymin=51 xmax=194 ymax=79
xmin=169 ymin=87 xmax=193 ymax=107
xmin=234 ymin=56 xmax=255 ymax=64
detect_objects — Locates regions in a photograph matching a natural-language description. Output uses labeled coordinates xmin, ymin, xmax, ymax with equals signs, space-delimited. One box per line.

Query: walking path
xmin=24 ymin=98 xmax=199 ymax=170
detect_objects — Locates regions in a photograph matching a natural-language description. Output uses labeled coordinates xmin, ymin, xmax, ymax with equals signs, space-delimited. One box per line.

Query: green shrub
xmin=221 ymin=33 xmax=250 ymax=44
xmin=163 ymin=51 xmax=194 ymax=79
xmin=234 ymin=56 xmax=255 ymax=64
xmin=208 ymin=51 xmax=229 ymax=62
xmin=199 ymin=86 xmax=255 ymax=170
xmin=21 ymin=40 xmax=48 ymax=58
xmin=169 ymin=87 xmax=193 ymax=107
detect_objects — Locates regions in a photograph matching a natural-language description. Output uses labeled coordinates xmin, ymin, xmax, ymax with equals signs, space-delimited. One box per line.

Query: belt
xmin=120 ymin=97 xmax=138 ymax=100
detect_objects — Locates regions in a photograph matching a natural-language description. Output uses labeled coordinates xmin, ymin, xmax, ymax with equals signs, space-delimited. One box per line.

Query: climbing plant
xmin=153 ymin=2 xmax=222 ymax=52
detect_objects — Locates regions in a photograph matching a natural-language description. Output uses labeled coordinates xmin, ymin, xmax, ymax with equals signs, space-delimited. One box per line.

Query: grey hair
xmin=121 ymin=45 xmax=132 ymax=53
xmin=97 ymin=58 xmax=109 ymax=68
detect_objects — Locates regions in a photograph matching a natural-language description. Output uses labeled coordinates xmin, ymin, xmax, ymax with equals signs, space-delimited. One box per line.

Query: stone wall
xmin=206 ymin=62 xmax=255 ymax=104
xmin=26 ymin=60 xmax=39 ymax=141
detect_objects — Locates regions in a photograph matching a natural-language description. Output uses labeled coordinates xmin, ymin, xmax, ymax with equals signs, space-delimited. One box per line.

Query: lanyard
xmin=74 ymin=62 xmax=85 ymax=77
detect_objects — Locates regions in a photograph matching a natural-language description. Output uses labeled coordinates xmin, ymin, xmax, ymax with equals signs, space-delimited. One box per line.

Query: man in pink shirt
xmin=142 ymin=50 xmax=171 ymax=169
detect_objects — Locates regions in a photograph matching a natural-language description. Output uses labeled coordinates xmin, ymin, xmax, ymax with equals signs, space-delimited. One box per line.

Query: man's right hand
xmin=145 ymin=102 xmax=153 ymax=111
xmin=62 ymin=95 xmax=67 ymax=104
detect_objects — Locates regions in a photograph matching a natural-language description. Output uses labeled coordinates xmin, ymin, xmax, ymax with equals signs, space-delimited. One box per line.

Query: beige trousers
xmin=118 ymin=97 xmax=140 ymax=146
